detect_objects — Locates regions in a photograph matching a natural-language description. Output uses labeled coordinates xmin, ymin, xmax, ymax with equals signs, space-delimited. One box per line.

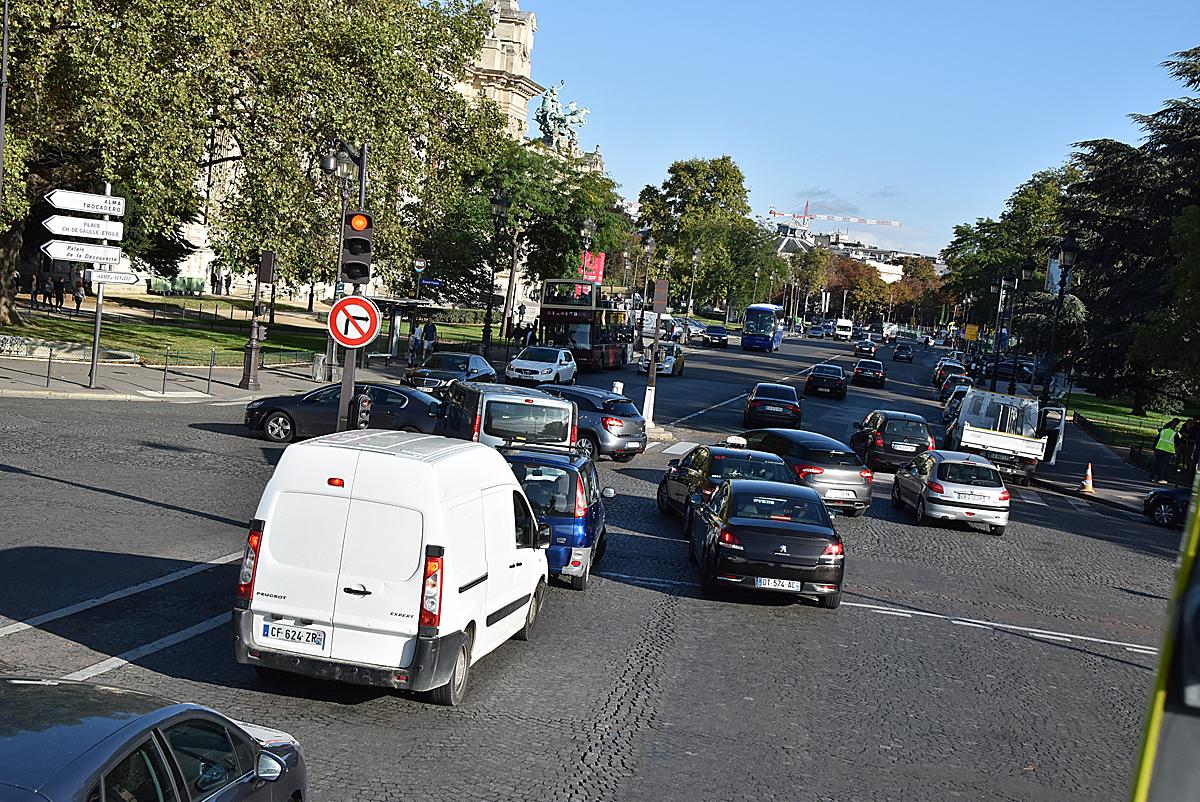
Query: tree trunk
xmin=0 ymin=225 xmax=25 ymax=327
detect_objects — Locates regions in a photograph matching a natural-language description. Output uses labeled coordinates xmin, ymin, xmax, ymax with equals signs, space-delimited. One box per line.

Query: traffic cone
xmin=1079 ymin=463 xmax=1095 ymax=493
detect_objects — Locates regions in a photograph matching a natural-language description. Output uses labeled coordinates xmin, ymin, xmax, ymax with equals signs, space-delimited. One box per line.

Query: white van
xmin=834 ymin=319 xmax=854 ymax=341
xmin=233 ymin=430 xmax=551 ymax=706
xmin=638 ymin=312 xmax=676 ymax=340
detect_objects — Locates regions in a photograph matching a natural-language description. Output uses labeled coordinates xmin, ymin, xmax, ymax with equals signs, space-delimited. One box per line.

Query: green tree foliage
xmin=827 ymin=255 xmax=887 ymax=316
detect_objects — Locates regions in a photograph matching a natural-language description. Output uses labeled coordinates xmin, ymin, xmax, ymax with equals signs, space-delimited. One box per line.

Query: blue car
xmin=501 ymin=445 xmax=615 ymax=590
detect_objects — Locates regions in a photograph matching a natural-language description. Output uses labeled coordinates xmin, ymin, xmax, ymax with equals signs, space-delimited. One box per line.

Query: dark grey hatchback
xmin=541 ymin=384 xmax=647 ymax=462
xmin=742 ymin=429 xmax=873 ymax=516
xmin=0 ymin=679 xmax=306 ymax=802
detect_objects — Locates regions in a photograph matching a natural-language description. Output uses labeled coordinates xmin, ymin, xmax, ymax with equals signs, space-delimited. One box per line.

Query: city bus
xmin=537 ymin=279 xmax=634 ymax=369
xmin=741 ymin=303 xmax=785 ymax=351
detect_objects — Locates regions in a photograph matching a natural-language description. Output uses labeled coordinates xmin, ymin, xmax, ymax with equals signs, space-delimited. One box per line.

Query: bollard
xmin=162 ymin=348 xmax=170 ymax=394
xmin=206 ymin=348 xmax=216 ymax=395
xmin=46 ymin=347 xmax=53 ymax=388
xmin=612 ymin=381 xmax=624 ymax=395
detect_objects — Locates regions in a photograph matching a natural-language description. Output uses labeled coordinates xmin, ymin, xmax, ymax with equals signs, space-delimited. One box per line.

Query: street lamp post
xmin=752 ymin=268 xmax=761 ymax=303
xmin=687 ymin=247 xmax=700 ymax=317
xmin=318 ymin=143 xmax=362 ymax=381
xmin=483 ymin=188 xmax=510 ymax=356
xmin=1041 ymin=234 xmax=1079 ymax=406
xmin=988 ymin=274 xmax=1009 ymax=392
xmin=638 ymin=235 xmax=655 ymax=348
xmin=1006 ymin=257 xmax=1037 ymax=395
xmin=621 ymin=248 xmax=630 ymax=295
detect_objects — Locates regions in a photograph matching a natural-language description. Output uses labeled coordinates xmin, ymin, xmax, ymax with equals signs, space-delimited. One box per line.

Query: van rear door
xmin=249 ymin=447 xmax=361 ymax=659
xmin=328 ymin=452 xmax=426 ymax=668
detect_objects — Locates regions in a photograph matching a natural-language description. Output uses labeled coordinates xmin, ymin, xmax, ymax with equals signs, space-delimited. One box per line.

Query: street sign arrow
xmin=44 ymin=189 xmax=126 ymax=217
xmin=85 ymin=270 xmax=139 ymax=285
xmin=41 ymin=240 xmax=124 ymax=265
xmin=43 ymin=215 xmax=125 ymax=241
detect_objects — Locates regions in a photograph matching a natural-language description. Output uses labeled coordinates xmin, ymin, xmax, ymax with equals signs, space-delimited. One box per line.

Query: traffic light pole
xmin=336 ymin=285 xmax=360 ymax=432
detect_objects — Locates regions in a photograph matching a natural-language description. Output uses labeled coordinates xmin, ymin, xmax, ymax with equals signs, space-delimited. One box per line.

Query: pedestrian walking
xmin=1151 ymin=418 xmax=1181 ymax=484
xmin=422 ymin=318 xmax=438 ymax=356
xmin=1177 ymin=419 xmax=1197 ymax=471
xmin=28 ymin=273 xmax=38 ymax=308
xmin=41 ymin=274 xmax=54 ymax=308
xmin=53 ymin=277 xmax=66 ymax=311
xmin=408 ymin=320 xmax=424 ymax=367
xmin=224 ymin=274 xmax=232 ymax=295
xmin=524 ymin=322 xmax=536 ymax=349
xmin=72 ymin=280 xmax=85 ymax=315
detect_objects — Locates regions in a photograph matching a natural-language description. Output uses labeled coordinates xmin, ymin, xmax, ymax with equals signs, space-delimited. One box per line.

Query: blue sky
xmin=524 ymin=0 xmax=1200 ymax=256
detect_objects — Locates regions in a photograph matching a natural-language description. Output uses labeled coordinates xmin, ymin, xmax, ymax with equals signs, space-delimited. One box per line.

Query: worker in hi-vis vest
xmin=1152 ymin=419 xmax=1180 ymax=484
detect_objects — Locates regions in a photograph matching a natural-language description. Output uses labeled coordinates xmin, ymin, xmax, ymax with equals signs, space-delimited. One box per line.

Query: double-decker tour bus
xmin=538 ymin=279 xmax=634 ymax=370
xmin=741 ymin=303 xmax=785 ymax=352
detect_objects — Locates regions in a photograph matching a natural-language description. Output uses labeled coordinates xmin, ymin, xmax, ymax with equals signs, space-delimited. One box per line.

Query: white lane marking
xmin=1030 ymin=633 xmax=1073 ymax=643
xmin=0 ymin=551 xmax=242 ymax=639
xmin=662 ymin=441 xmax=699 ymax=455
xmin=670 ymin=394 xmax=748 ymax=425
xmin=872 ymin=609 xmax=912 ymax=618
xmin=211 ymin=400 xmax=251 ymax=407
xmin=1126 ymin=647 xmax=1158 ymax=656
xmin=1017 ymin=490 xmax=1048 ymax=506
xmin=62 ymin=614 xmax=228 ymax=681
xmin=592 ymin=574 xmax=1158 ymax=653
xmin=643 ymin=442 xmax=663 ymax=452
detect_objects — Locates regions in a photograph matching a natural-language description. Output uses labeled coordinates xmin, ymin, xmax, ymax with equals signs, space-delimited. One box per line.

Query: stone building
xmin=456 ymin=0 xmax=545 ymax=139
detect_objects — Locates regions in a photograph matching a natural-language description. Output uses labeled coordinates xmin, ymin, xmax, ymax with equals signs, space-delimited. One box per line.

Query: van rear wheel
xmin=514 ymin=580 xmax=545 ymax=641
xmin=427 ymin=631 xmax=472 ymax=707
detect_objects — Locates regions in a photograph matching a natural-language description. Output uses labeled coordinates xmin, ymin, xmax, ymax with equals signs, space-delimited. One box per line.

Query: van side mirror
xmin=535 ymin=522 xmax=552 ymax=549
xmin=667 ymin=458 xmax=680 ymax=468
xmin=602 ymin=487 xmax=616 ymax=499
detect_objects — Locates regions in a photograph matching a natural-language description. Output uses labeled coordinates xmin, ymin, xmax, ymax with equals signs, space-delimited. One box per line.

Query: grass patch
xmin=1068 ymin=395 xmax=1200 ymax=449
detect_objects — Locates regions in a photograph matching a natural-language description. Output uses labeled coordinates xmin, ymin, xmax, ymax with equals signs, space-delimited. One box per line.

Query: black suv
xmin=849 ymin=410 xmax=935 ymax=469
xmin=701 ymin=324 xmax=730 ymax=347
xmin=893 ymin=343 xmax=914 ymax=362
xmin=541 ymin=384 xmax=647 ymax=462
xmin=743 ymin=382 xmax=802 ymax=428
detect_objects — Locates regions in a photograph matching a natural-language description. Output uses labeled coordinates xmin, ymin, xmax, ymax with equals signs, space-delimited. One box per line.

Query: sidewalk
xmin=1034 ymin=420 xmax=1165 ymax=512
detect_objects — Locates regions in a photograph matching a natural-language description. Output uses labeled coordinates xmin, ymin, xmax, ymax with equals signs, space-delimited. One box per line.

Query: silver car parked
xmin=890 ymin=450 xmax=1011 ymax=536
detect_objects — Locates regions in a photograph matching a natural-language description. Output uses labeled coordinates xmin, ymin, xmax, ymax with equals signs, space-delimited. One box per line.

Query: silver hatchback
xmin=891 ymin=450 xmax=1010 ymax=536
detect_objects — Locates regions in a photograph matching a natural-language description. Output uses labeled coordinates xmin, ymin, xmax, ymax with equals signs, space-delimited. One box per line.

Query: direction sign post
xmin=644 ymin=278 xmax=670 ymax=430
xmin=83 ymin=182 xmax=122 ymax=388
xmin=328 ymin=294 xmax=382 ymax=431
xmin=84 ymin=270 xmax=138 ymax=285
xmin=41 ymin=240 xmax=123 ymax=265
xmin=43 ymin=215 xmax=124 ymax=241
xmin=45 ymin=189 xmax=126 ymax=216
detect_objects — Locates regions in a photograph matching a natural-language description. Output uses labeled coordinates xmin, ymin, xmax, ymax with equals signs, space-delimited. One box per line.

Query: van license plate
xmin=825 ymin=489 xmax=856 ymax=499
xmin=263 ymin=623 xmax=326 ymax=649
xmin=756 ymin=577 xmax=804 ymax=591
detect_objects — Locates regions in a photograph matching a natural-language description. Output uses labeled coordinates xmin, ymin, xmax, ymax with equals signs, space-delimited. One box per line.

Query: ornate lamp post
xmin=638 ymin=234 xmax=656 ymax=346
xmin=581 ymin=217 xmax=596 ymax=253
xmin=483 ymin=188 xmax=510 ymax=355
xmin=1040 ymin=233 xmax=1079 ymax=405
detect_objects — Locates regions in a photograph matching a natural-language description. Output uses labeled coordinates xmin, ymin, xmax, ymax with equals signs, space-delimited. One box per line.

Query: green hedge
xmin=426 ymin=308 xmax=487 ymax=325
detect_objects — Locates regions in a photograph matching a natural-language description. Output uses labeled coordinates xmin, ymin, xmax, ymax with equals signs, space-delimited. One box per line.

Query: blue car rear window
xmin=510 ymin=463 xmax=577 ymax=516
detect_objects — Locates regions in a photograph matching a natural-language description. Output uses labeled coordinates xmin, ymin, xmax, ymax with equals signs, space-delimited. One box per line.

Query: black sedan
xmin=853 ymin=340 xmax=877 ymax=358
xmin=406 ymin=351 xmax=497 ymax=390
xmin=701 ymin=324 xmax=730 ymax=347
xmin=246 ymin=382 xmax=441 ymax=443
xmin=657 ymin=442 xmax=795 ymax=522
xmin=893 ymin=343 xmax=915 ymax=362
xmin=851 ymin=359 xmax=886 ymax=387
xmin=0 ymin=678 xmax=306 ymax=802
xmin=804 ymin=364 xmax=847 ymax=399
xmin=1143 ymin=487 xmax=1190 ymax=527
xmin=849 ymin=410 xmax=935 ymax=469
xmin=743 ymin=382 xmax=802 ymax=428
xmin=687 ymin=479 xmax=845 ymax=608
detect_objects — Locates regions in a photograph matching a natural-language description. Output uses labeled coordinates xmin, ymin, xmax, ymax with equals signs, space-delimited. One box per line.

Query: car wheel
xmin=514 ymin=580 xmax=545 ymax=641
xmin=262 ymin=412 xmax=295 ymax=444
xmin=916 ymin=497 xmax=930 ymax=526
xmin=698 ymin=550 xmax=717 ymax=595
xmin=656 ymin=481 xmax=671 ymax=514
xmin=569 ymin=560 xmax=590 ymax=591
xmin=1151 ymin=499 xmax=1180 ymax=527
xmin=890 ymin=480 xmax=903 ymax=508
xmin=817 ymin=587 xmax=842 ymax=610
xmin=577 ymin=434 xmax=599 ymax=462
xmin=989 ymin=524 xmax=1006 ymax=537
xmin=427 ymin=630 xmax=472 ymax=706
xmin=568 ymin=372 xmax=577 ymax=385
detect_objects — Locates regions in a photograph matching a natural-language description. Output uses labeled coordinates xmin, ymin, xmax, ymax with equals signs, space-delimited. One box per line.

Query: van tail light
xmin=419 ymin=549 xmax=444 ymax=629
xmin=794 ymin=464 xmax=824 ymax=479
xmin=820 ymin=541 xmax=845 ymax=562
xmin=235 ymin=520 xmax=265 ymax=605
xmin=575 ymin=474 xmax=588 ymax=517
xmin=471 ymin=413 xmax=481 ymax=442
xmin=998 ymin=489 xmax=1011 ymax=501
xmin=926 ymin=481 xmax=945 ymax=495
xmin=601 ymin=416 xmax=623 ymax=433
xmin=872 ymin=433 xmax=884 ymax=448
xmin=860 ymin=468 xmax=874 ymax=483
xmin=718 ymin=528 xmax=743 ymax=550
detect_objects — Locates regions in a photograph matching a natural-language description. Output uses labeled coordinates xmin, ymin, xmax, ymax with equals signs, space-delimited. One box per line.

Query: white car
xmin=505 ymin=346 xmax=577 ymax=386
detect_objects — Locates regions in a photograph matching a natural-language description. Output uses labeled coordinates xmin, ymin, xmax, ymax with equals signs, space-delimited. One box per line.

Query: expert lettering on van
xmin=232 ymin=430 xmax=552 ymax=706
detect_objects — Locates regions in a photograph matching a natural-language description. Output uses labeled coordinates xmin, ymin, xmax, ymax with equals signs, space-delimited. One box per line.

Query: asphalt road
xmin=0 ymin=335 xmax=1178 ymax=801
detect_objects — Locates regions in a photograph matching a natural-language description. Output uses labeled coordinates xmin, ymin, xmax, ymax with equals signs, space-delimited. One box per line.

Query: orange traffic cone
xmin=1079 ymin=463 xmax=1095 ymax=493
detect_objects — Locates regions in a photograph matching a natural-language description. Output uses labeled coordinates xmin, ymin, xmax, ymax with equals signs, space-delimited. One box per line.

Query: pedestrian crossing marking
xmin=1016 ymin=489 xmax=1048 ymax=506
xmin=662 ymin=441 xmax=699 ymax=455
xmin=643 ymin=442 xmax=664 ymax=452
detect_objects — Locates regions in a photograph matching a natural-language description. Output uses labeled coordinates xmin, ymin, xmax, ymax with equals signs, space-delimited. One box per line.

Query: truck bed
xmin=959 ymin=422 xmax=1047 ymax=460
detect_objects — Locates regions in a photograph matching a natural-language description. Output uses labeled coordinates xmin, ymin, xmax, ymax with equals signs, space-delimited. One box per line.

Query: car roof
xmin=871 ymin=410 xmax=926 ymax=422
xmin=708 ymin=446 xmax=786 ymax=462
xmin=751 ymin=428 xmax=853 ymax=451
xmin=0 ymin=680 xmax=172 ymax=791
xmin=855 ymin=359 xmax=883 ymax=367
xmin=459 ymin=382 xmax=558 ymax=399
xmin=724 ymin=479 xmax=823 ymax=502
xmin=752 ymin=382 xmax=795 ymax=392
xmin=811 ymin=364 xmax=843 ymax=374
xmin=930 ymin=449 xmax=997 ymax=466
xmin=544 ymin=383 xmax=624 ymax=401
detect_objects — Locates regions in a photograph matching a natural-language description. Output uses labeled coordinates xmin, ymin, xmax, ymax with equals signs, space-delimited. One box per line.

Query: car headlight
xmin=246 ymin=400 xmax=264 ymax=410
xmin=541 ymin=367 xmax=553 ymax=374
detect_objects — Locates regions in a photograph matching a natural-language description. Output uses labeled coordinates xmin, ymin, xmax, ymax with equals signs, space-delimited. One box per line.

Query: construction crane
xmin=768 ymin=201 xmax=902 ymax=230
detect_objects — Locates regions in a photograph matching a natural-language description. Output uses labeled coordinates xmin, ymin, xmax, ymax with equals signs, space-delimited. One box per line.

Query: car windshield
xmin=603 ymin=398 xmax=640 ymax=417
xmin=510 ymin=463 xmax=576 ymax=516
xmin=483 ymin=401 xmax=571 ymax=443
xmin=706 ymin=326 xmax=726 ymax=334
xmin=732 ymin=494 xmax=829 ymax=524
xmin=516 ymin=347 xmax=560 ymax=363
xmin=857 ymin=361 xmax=883 ymax=370
xmin=711 ymin=457 xmax=794 ymax=483
xmin=743 ymin=309 xmax=777 ymax=334
xmin=885 ymin=419 xmax=929 ymax=437
xmin=798 ymin=445 xmax=861 ymax=466
xmin=938 ymin=462 xmax=1003 ymax=487
xmin=425 ymin=354 xmax=469 ymax=372
xmin=897 ymin=345 xmax=912 ymax=352
xmin=754 ymin=385 xmax=795 ymax=400
xmin=812 ymin=366 xmax=843 ymax=378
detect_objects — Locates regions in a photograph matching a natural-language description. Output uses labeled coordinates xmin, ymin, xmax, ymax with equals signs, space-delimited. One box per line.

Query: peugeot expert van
xmin=438 ymin=382 xmax=577 ymax=449
xmin=232 ymin=430 xmax=552 ymax=706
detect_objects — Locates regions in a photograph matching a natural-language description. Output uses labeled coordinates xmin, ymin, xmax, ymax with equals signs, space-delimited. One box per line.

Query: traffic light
xmin=351 ymin=393 xmax=372 ymax=429
xmin=340 ymin=211 xmax=374 ymax=285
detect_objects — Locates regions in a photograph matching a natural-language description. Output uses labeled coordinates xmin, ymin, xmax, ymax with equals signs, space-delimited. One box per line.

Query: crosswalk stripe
xmin=1067 ymin=499 xmax=1091 ymax=513
xmin=662 ymin=441 xmax=698 ymax=455
xmin=643 ymin=442 xmax=663 ymax=452
xmin=1017 ymin=490 xmax=1048 ymax=506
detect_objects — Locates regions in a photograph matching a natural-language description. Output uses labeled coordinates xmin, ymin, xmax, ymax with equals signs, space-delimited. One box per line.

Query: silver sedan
xmin=891 ymin=450 xmax=1010 ymax=536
